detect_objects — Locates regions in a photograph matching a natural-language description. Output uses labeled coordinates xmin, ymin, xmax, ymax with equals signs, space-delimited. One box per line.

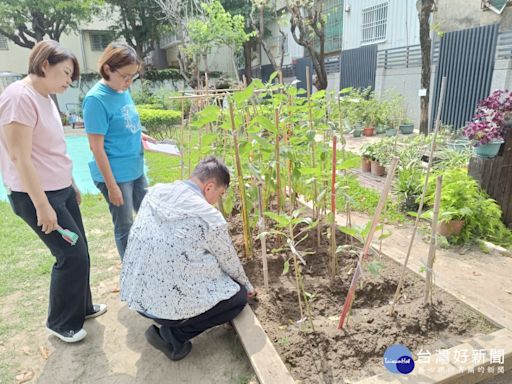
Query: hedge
xmin=137 ymin=108 xmax=182 ymax=139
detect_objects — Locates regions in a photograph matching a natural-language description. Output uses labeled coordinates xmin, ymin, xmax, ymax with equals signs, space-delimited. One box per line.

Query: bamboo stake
xmin=257 ymin=181 xmax=269 ymax=291
xmin=306 ymin=66 xmax=320 ymax=247
xmin=229 ymin=101 xmax=253 ymax=259
xmin=424 ymin=175 xmax=442 ymax=305
xmin=330 ymin=134 xmax=337 ymax=279
xmin=275 ymin=109 xmax=282 ymax=215
xmin=287 ymin=94 xmax=295 ymax=212
xmin=338 ymin=157 xmax=400 ymax=329
xmin=180 ymin=95 xmax=185 ymax=180
xmin=187 ymin=111 xmax=192 ymax=177
xmin=389 ymin=76 xmax=447 ymax=315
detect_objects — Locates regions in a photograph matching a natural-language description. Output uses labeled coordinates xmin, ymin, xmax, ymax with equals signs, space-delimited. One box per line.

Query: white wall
xmin=435 ymin=0 xmax=512 ymax=33
xmin=375 ymin=65 xmax=421 ymax=127
xmin=343 ymin=0 xmax=420 ymax=50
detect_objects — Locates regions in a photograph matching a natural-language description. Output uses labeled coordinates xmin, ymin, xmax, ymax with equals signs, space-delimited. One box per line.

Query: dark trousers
xmin=9 ymin=187 xmax=94 ymax=332
xmin=141 ymin=284 xmax=247 ymax=344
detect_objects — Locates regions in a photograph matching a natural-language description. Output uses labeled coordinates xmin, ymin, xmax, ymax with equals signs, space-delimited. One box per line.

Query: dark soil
xmin=229 ymin=217 xmax=498 ymax=383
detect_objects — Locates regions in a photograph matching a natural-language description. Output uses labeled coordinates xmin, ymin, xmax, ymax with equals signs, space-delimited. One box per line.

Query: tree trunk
xmin=419 ymin=0 xmax=434 ymax=134
xmin=243 ymin=40 xmax=253 ymax=84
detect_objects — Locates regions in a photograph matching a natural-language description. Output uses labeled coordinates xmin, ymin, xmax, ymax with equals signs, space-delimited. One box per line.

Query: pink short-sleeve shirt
xmin=0 ymin=80 xmax=72 ymax=192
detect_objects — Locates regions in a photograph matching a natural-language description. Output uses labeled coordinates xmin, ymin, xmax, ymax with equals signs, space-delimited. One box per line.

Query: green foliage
xmin=144 ymin=68 xmax=184 ymax=82
xmin=105 ymin=0 xmax=164 ymax=58
xmin=423 ymin=169 xmax=512 ymax=246
xmin=0 ymin=0 xmax=103 ymax=48
xmin=394 ymin=167 xmax=423 ymax=212
xmin=137 ymin=108 xmax=182 ymax=139
xmin=186 ymin=0 xmax=254 ymax=58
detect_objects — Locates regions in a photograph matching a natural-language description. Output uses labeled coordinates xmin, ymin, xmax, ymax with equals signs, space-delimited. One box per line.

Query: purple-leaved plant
xmin=463 ymin=89 xmax=512 ymax=146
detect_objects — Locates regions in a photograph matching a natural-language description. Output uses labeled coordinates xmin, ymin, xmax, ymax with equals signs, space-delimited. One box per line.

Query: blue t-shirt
xmin=83 ymin=82 xmax=144 ymax=183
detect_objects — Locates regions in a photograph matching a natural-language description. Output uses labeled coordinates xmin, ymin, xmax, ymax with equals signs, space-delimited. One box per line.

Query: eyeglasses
xmin=114 ymin=69 xmax=139 ymax=82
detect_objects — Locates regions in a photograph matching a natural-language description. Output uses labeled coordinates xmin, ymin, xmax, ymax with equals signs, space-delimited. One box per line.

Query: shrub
xmin=136 ymin=104 xmax=161 ymax=110
xmin=423 ymin=169 xmax=512 ymax=246
xmin=137 ymin=108 xmax=182 ymax=139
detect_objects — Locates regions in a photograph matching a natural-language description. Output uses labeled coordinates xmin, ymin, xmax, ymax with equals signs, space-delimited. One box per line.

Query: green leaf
xmin=250 ymin=115 xmax=276 ymax=133
xmin=367 ymin=261 xmax=384 ymax=277
xmin=264 ymin=211 xmax=291 ymax=229
xmin=233 ymin=83 xmax=255 ymax=105
xmin=282 ymin=259 xmax=290 ymax=275
xmin=268 ymin=71 xmax=279 ymax=83
xmin=338 ymin=226 xmax=360 ymax=239
xmin=337 ymin=156 xmax=360 ymax=170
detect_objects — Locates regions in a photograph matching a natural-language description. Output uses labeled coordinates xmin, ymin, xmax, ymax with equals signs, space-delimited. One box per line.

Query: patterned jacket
xmin=120 ymin=181 xmax=254 ymax=320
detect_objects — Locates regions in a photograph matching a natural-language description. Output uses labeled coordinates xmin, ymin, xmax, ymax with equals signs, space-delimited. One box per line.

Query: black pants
xmin=9 ymin=187 xmax=94 ymax=332
xmin=141 ymin=284 xmax=247 ymax=344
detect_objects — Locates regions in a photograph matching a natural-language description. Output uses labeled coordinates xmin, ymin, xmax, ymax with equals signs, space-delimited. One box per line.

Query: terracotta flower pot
xmin=370 ymin=160 xmax=385 ymax=177
xmin=361 ymin=156 xmax=372 ymax=172
xmin=363 ymin=127 xmax=375 ymax=137
xmin=437 ymin=220 xmax=465 ymax=237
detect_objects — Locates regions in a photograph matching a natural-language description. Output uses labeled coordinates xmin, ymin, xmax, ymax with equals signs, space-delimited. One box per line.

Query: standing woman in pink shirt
xmin=0 ymin=40 xmax=106 ymax=343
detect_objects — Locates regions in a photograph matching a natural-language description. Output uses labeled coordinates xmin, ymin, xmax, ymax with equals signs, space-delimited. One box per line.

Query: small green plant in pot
xmin=423 ymin=169 xmax=512 ymax=245
xmin=394 ymin=167 xmax=423 ymax=212
xmin=399 ymin=120 xmax=414 ymax=134
xmin=360 ymin=144 xmax=375 ymax=172
xmin=369 ymin=138 xmax=398 ymax=177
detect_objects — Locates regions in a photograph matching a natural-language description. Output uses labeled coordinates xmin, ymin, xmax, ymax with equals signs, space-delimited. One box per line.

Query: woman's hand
xmin=72 ymin=182 xmax=82 ymax=205
xmin=142 ymin=133 xmax=157 ymax=144
xmin=107 ymin=183 xmax=124 ymax=206
xmin=36 ymin=202 xmax=58 ymax=234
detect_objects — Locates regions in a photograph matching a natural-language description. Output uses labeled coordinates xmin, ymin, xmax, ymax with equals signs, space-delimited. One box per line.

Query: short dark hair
xmin=98 ymin=42 xmax=142 ymax=80
xmin=28 ymin=40 xmax=80 ymax=81
xmin=191 ymin=156 xmax=230 ymax=187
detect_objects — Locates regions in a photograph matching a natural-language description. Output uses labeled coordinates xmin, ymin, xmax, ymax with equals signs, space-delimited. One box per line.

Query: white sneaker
xmin=85 ymin=304 xmax=107 ymax=319
xmin=47 ymin=327 xmax=87 ymax=343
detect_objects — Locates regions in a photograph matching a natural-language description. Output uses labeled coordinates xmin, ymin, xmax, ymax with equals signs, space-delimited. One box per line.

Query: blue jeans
xmin=95 ymin=175 xmax=148 ymax=260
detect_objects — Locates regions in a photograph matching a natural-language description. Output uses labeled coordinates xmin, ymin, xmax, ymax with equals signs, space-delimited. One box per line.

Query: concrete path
xmin=35 ymin=276 xmax=254 ymax=384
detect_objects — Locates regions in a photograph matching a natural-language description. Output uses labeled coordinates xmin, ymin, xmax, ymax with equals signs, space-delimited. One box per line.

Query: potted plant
xmin=383 ymin=93 xmax=404 ymax=137
xmin=360 ymin=144 xmax=374 ymax=172
xmin=399 ymin=119 xmax=414 ymax=134
xmin=362 ymin=96 xmax=378 ymax=136
xmin=370 ymin=138 xmax=398 ymax=177
xmin=352 ymin=123 xmax=363 ymax=137
xmin=462 ymin=89 xmax=511 ymax=158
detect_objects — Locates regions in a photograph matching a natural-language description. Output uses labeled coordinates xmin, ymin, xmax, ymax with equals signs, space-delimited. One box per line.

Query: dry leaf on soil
xmin=15 ymin=369 xmax=34 ymax=384
xmin=39 ymin=346 xmax=49 ymax=360
xmin=21 ymin=346 xmax=31 ymax=355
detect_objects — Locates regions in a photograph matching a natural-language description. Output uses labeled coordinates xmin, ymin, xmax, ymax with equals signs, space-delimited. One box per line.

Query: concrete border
xmin=233 ymin=306 xmax=295 ymax=384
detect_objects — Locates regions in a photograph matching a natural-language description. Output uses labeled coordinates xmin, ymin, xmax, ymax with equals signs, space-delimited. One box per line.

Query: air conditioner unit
xmin=345 ymin=3 xmax=351 ymax=12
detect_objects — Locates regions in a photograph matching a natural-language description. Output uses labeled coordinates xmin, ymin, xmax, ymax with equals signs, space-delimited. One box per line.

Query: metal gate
xmin=339 ymin=44 xmax=377 ymax=90
xmin=430 ymin=24 xmax=498 ymax=131
xmin=294 ymin=57 xmax=313 ymax=94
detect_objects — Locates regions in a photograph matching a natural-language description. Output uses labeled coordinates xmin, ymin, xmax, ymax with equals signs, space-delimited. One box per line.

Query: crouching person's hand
xmin=247 ymin=290 xmax=257 ymax=299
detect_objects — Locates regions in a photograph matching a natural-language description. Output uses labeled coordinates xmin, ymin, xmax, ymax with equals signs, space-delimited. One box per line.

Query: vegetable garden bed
xmin=230 ymin=219 xmax=499 ymax=383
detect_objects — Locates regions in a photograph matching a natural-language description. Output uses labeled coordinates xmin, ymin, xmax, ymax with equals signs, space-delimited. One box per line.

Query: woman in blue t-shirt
xmin=83 ymin=43 xmax=154 ymax=259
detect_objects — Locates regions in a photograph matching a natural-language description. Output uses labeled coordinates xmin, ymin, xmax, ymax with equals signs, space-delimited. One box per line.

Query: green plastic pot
xmin=447 ymin=139 xmax=470 ymax=152
xmin=399 ymin=124 xmax=414 ymax=134
xmin=473 ymin=140 xmax=504 ymax=158
xmin=386 ymin=128 xmax=397 ymax=137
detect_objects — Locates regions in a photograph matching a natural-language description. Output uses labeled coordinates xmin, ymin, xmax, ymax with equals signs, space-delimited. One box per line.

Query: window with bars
xmin=0 ymin=35 xmax=9 ymax=50
xmin=323 ymin=0 xmax=343 ymax=53
xmin=361 ymin=2 xmax=388 ymax=44
xmin=89 ymin=32 xmax=111 ymax=51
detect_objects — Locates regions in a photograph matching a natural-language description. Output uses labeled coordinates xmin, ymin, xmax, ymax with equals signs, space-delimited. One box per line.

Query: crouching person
xmin=120 ymin=156 xmax=255 ymax=361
